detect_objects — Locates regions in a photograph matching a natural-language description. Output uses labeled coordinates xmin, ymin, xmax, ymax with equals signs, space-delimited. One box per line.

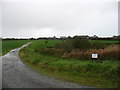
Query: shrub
xmin=91 ymin=41 xmax=106 ymax=49
xmin=55 ymin=39 xmax=106 ymax=50
xmin=71 ymin=39 xmax=91 ymax=49
xmin=36 ymin=48 xmax=65 ymax=57
xmin=31 ymin=59 xmax=40 ymax=64
xmin=55 ymin=40 xmax=73 ymax=52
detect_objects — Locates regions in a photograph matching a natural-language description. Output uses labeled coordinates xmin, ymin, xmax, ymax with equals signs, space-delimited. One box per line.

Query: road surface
xmin=1 ymin=42 xmax=93 ymax=88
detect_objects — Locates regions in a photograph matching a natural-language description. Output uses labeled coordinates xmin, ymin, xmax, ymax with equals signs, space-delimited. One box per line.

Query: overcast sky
xmin=1 ymin=0 xmax=119 ymax=38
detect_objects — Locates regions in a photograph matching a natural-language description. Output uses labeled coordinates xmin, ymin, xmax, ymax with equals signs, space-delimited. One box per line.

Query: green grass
xmin=92 ymin=40 xmax=120 ymax=44
xmin=1 ymin=40 xmax=30 ymax=55
xmin=19 ymin=40 xmax=119 ymax=88
xmin=0 ymin=40 xmax=2 ymax=56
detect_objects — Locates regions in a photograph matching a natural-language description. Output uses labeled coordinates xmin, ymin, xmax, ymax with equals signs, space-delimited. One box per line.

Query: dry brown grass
xmin=62 ymin=44 xmax=119 ymax=60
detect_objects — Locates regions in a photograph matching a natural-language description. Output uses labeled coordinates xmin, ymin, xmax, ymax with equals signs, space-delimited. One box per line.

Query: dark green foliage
xmin=91 ymin=41 xmax=106 ymax=49
xmin=55 ymin=40 xmax=73 ymax=53
xmin=71 ymin=39 xmax=91 ymax=49
xmin=55 ymin=39 xmax=106 ymax=50
xmin=36 ymin=48 xmax=65 ymax=57
xmin=31 ymin=59 xmax=40 ymax=64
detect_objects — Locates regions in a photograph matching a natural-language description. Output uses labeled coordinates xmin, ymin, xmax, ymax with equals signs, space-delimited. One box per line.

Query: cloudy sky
xmin=1 ymin=0 xmax=119 ymax=38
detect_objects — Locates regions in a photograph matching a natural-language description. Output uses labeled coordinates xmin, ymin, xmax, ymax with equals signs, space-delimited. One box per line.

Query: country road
xmin=1 ymin=42 xmax=93 ymax=88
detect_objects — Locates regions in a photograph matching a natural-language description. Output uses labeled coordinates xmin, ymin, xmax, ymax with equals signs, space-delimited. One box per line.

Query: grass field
xmin=0 ymin=40 xmax=2 ymax=56
xmin=92 ymin=40 xmax=119 ymax=44
xmin=19 ymin=40 xmax=119 ymax=88
xmin=1 ymin=40 xmax=30 ymax=55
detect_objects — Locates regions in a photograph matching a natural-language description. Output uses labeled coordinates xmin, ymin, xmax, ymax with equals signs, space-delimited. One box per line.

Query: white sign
xmin=92 ymin=54 xmax=98 ymax=59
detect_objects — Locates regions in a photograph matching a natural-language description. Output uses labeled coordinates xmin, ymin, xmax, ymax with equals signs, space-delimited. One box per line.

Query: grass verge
xmin=19 ymin=40 xmax=119 ymax=88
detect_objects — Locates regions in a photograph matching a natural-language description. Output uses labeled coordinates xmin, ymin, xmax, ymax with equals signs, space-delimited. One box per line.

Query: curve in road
xmin=1 ymin=42 xmax=93 ymax=88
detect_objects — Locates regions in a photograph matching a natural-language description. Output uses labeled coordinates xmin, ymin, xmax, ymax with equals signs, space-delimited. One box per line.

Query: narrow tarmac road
xmin=1 ymin=42 xmax=93 ymax=88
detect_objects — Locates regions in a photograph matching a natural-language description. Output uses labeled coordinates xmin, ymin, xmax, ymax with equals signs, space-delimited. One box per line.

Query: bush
xmin=91 ymin=41 xmax=106 ymax=49
xmin=55 ymin=39 xmax=106 ymax=50
xmin=71 ymin=39 xmax=91 ymax=49
xmin=55 ymin=40 xmax=73 ymax=52
xmin=36 ymin=48 xmax=65 ymax=57
xmin=31 ymin=59 xmax=40 ymax=64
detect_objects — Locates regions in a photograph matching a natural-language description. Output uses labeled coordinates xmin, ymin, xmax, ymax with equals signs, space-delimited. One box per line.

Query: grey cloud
xmin=2 ymin=1 xmax=118 ymax=38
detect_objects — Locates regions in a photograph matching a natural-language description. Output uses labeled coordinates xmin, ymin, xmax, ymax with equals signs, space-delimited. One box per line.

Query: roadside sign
xmin=92 ymin=53 xmax=98 ymax=59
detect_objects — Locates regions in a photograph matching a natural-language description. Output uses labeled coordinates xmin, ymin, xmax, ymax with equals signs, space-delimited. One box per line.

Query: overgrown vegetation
xmin=36 ymin=39 xmax=119 ymax=60
xmin=19 ymin=40 xmax=120 ymax=88
xmin=55 ymin=39 xmax=107 ymax=50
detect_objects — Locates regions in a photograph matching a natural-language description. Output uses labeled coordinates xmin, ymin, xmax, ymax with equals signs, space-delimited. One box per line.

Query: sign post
xmin=92 ymin=53 xmax=98 ymax=62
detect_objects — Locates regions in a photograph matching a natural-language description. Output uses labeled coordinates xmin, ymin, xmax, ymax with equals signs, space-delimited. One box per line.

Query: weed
xmin=19 ymin=40 xmax=120 ymax=88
